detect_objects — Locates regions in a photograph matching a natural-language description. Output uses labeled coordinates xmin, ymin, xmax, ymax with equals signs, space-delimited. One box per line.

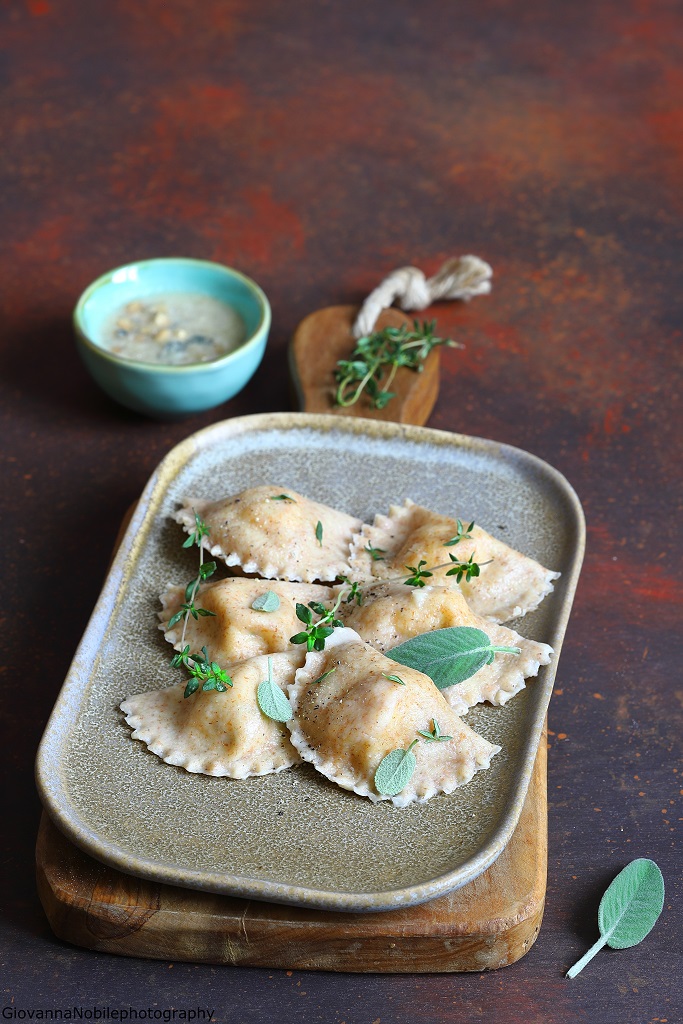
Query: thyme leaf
xmin=173 ymin=645 xmax=232 ymax=699
xmin=444 ymin=520 xmax=475 ymax=547
xmin=311 ymin=667 xmax=336 ymax=685
xmin=417 ymin=719 xmax=452 ymax=742
xmin=444 ymin=551 xmax=491 ymax=583
xmin=289 ymin=591 xmax=346 ymax=652
xmin=403 ymin=559 xmax=433 ymax=588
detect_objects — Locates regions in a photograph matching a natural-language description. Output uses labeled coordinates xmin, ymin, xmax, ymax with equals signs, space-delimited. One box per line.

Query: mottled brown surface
xmin=1 ymin=0 xmax=681 ymax=1021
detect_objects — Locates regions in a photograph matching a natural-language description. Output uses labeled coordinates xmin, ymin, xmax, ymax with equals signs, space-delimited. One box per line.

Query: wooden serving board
xmin=36 ymin=326 xmax=548 ymax=971
xmin=289 ymin=305 xmax=441 ymax=425
xmin=36 ymin=730 xmax=546 ymax=972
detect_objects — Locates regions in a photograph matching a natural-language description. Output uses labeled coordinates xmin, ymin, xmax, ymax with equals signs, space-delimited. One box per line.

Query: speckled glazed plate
xmin=36 ymin=413 xmax=584 ymax=913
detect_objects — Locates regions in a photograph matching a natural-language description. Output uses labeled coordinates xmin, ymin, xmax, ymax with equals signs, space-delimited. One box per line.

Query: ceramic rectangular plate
xmin=36 ymin=413 xmax=584 ymax=913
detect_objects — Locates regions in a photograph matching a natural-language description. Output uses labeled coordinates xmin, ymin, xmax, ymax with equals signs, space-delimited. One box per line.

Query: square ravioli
xmin=175 ymin=485 xmax=362 ymax=583
xmin=336 ymin=579 xmax=553 ymax=715
xmin=349 ymin=499 xmax=559 ymax=622
xmin=159 ymin=577 xmax=335 ymax=666
xmin=121 ymin=651 xmax=302 ymax=778
xmin=287 ymin=629 xmax=500 ymax=807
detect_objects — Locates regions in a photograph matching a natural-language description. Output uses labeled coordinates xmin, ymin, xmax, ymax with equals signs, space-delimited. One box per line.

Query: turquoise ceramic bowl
xmin=74 ymin=258 xmax=271 ymax=417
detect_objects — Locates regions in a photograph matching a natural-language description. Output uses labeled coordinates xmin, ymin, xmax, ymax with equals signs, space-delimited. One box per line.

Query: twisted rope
xmin=353 ymin=255 xmax=493 ymax=338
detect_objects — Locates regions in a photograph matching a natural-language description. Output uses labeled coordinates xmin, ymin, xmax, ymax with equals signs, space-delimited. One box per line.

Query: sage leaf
xmin=374 ymin=741 xmax=418 ymax=796
xmin=251 ymin=590 xmax=281 ymax=613
xmin=389 ymin=626 xmax=521 ymax=690
xmin=566 ymin=858 xmax=665 ymax=978
xmin=256 ymin=657 xmax=293 ymax=723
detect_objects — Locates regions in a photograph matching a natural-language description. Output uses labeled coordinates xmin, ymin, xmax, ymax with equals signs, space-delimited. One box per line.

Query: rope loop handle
xmin=353 ymin=255 xmax=493 ymax=338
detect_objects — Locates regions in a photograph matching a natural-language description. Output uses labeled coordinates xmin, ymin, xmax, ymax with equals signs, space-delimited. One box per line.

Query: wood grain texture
xmin=289 ymin=306 xmax=440 ymax=425
xmin=36 ymin=726 xmax=546 ymax=972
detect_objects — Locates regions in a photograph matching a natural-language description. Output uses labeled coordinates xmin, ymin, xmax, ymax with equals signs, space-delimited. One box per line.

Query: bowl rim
xmin=73 ymin=257 xmax=271 ymax=375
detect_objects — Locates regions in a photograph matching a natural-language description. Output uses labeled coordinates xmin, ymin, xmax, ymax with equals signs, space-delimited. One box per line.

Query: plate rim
xmin=36 ymin=411 xmax=585 ymax=913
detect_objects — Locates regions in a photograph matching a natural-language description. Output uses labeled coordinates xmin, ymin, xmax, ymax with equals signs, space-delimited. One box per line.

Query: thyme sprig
xmin=289 ymin=577 xmax=363 ymax=652
xmin=169 ymin=512 xmax=218 ymax=640
xmin=172 ymin=645 xmax=232 ymax=698
xmin=417 ymin=719 xmax=452 ymax=742
xmin=290 ymin=596 xmax=345 ymax=652
xmin=334 ymin=319 xmax=460 ymax=410
xmin=403 ymin=559 xmax=433 ymax=588
xmin=444 ymin=520 xmax=475 ymax=547
xmin=172 ymin=511 xmax=230 ymax=699
xmin=402 ymin=552 xmax=491 ymax=588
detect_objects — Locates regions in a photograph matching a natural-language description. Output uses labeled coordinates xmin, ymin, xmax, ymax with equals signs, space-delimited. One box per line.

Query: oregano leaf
xmin=566 ymin=859 xmax=665 ymax=978
xmin=374 ymin=741 xmax=418 ymax=796
xmin=389 ymin=626 xmax=521 ymax=689
xmin=251 ymin=590 xmax=281 ymax=613
xmin=256 ymin=658 xmax=293 ymax=723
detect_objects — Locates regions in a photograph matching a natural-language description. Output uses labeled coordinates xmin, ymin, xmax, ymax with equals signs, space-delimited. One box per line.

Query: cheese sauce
xmin=102 ymin=293 xmax=246 ymax=365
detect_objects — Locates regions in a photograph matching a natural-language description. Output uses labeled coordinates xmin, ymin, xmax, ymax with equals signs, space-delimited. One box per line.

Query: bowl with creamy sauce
xmin=74 ymin=258 xmax=271 ymax=417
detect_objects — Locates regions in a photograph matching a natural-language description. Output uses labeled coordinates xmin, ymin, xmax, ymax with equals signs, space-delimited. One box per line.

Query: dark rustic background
xmin=1 ymin=1 xmax=681 ymax=1021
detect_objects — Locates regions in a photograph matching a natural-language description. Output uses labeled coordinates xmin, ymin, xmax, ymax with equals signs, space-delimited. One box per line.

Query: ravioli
xmin=349 ymin=499 xmax=559 ymax=622
xmin=175 ymin=485 xmax=362 ymax=583
xmin=120 ymin=652 xmax=301 ymax=778
xmin=160 ymin=577 xmax=334 ymax=666
xmin=287 ymin=629 xmax=500 ymax=807
xmin=337 ymin=579 xmax=553 ymax=715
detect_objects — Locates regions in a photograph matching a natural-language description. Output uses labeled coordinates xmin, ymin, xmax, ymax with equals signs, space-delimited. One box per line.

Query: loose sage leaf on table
xmin=389 ymin=626 xmax=521 ymax=689
xmin=256 ymin=657 xmax=293 ymax=723
xmin=566 ymin=858 xmax=665 ymax=979
xmin=251 ymin=590 xmax=281 ymax=613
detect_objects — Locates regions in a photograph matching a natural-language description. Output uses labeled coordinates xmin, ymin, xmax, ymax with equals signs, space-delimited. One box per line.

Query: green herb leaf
xmin=251 ymin=590 xmax=281 ymax=613
xmin=566 ymin=859 xmax=665 ymax=978
xmin=315 ymin=520 xmax=323 ymax=546
xmin=338 ymin=576 xmax=364 ymax=605
xmin=417 ymin=719 xmax=452 ymax=742
xmin=364 ymin=544 xmax=386 ymax=562
xmin=444 ymin=551 xmax=489 ymax=583
xmin=183 ymin=511 xmax=210 ymax=549
xmin=296 ymin=603 xmax=313 ymax=625
xmin=269 ymin=494 xmax=296 ymax=502
xmin=374 ymin=740 xmax=419 ymax=796
xmin=389 ymin=626 xmax=521 ymax=689
xmin=403 ymin=559 xmax=433 ymax=588
xmin=382 ymin=672 xmax=406 ymax=685
xmin=444 ymin=520 xmax=475 ymax=547
xmin=256 ymin=657 xmax=293 ymax=722
xmin=334 ymin=320 xmax=459 ymax=410
xmin=311 ymin=667 xmax=336 ymax=685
